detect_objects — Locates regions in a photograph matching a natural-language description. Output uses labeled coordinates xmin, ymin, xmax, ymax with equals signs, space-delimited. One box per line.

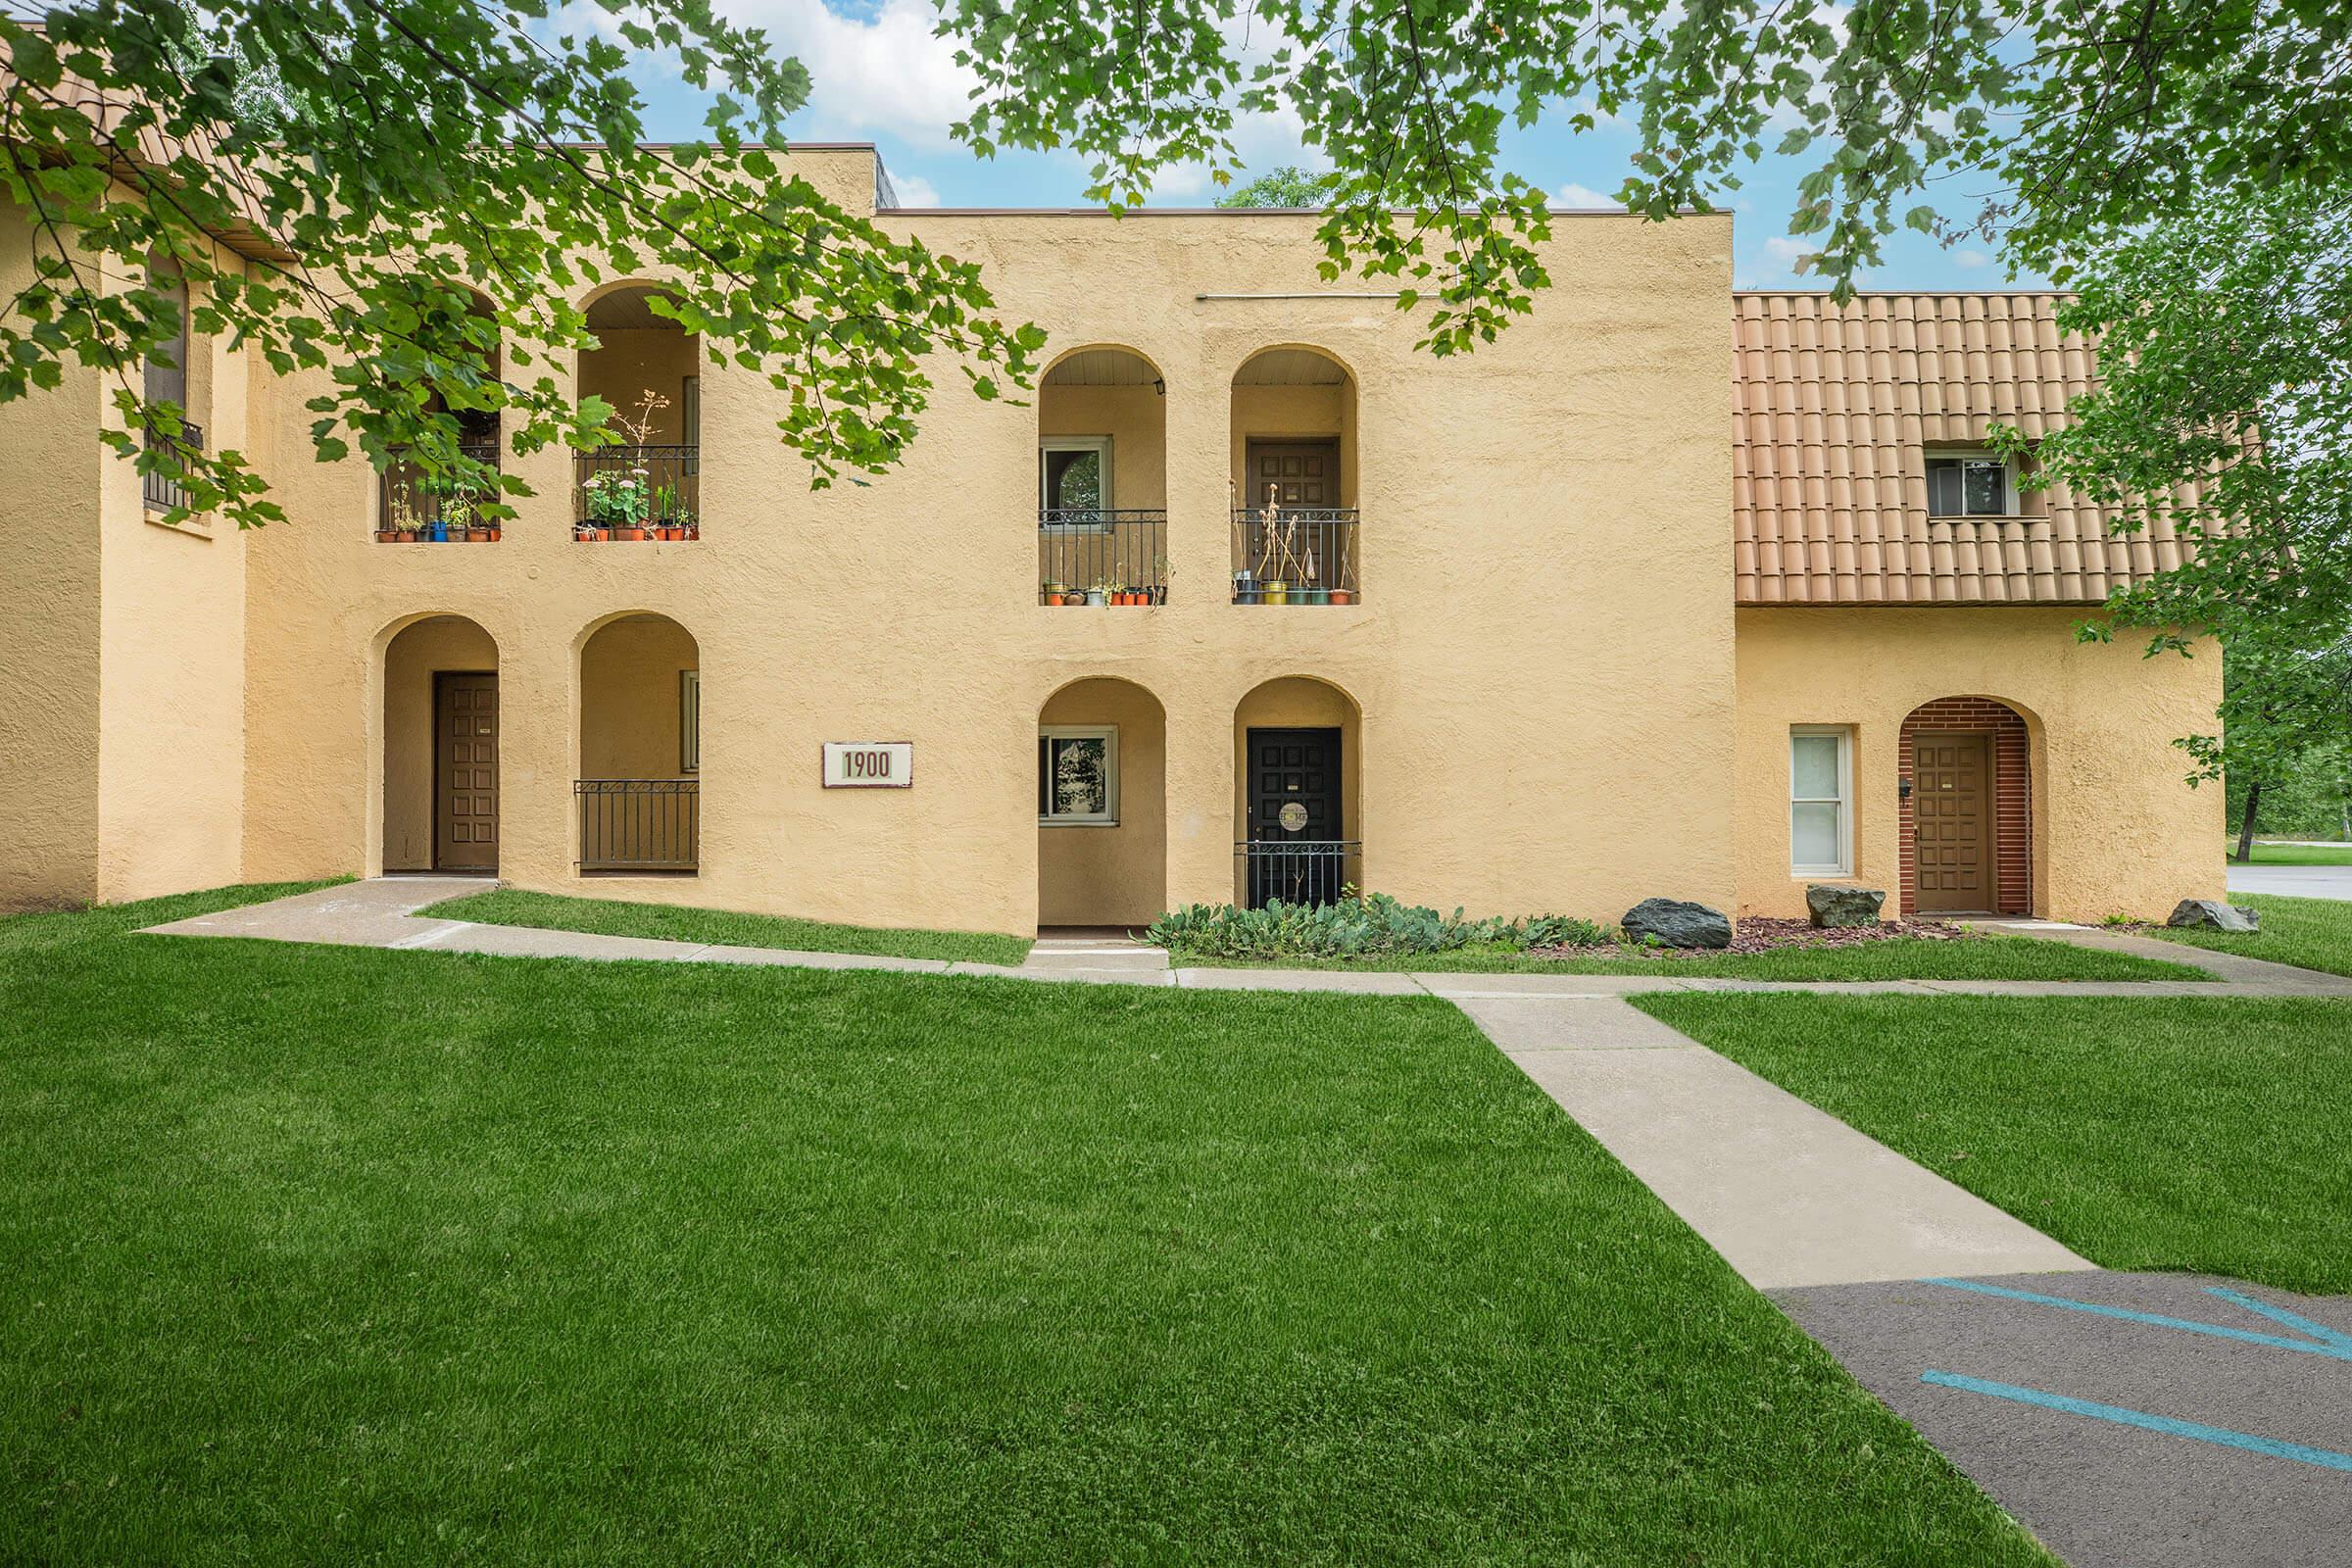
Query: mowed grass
xmin=2149 ymin=892 xmax=2352 ymax=979
xmin=1171 ymin=934 xmax=2205 ymax=981
xmin=0 ymin=890 xmax=2051 ymax=1565
xmin=1635 ymin=993 xmax=2352 ymax=1294
xmin=420 ymin=887 xmax=1033 ymax=965
xmin=2230 ymin=841 xmax=2352 ymax=865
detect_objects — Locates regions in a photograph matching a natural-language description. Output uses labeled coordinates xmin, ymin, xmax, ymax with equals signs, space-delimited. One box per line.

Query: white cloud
xmin=1554 ymin=181 xmax=1625 ymax=211
xmin=888 ymin=172 xmax=942 ymax=208
xmin=1954 ymin=248 xmax=1990 ymax=270
xmin=717 ymin=0 xmax=979 ymax=147
xmin=1762 ymin=235 xmax=1813 ymax=270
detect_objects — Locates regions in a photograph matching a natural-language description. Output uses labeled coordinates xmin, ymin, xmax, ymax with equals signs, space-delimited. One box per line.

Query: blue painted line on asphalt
xmin=1920 ymin=1277 xmax=2352 ymax=1362
xmin=2208 ymin=1286 xmax=2352 ymax=1352
xmin=1923 ymin=1371 xmax=2352 ymax=1474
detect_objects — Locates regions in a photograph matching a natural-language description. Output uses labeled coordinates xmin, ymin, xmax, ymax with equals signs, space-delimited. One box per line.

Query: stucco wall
xmin=0 ymin=208 xmax=104 ymax=909
xmin=381 ymin=616 xmax=500 ymax=872
xmin=577 ymin=329 xmax=699 ymax=444
xmin=1037 ymin=678 xmax=1166 ymax=926
xmin=93 ymin=237 xmax=249 ymax=904
xmin=1733 ymin=608 xmax=2225 ymax=920
xmin=580 ymin=615 xmax=698 ymax=779
xmin=1038 ymin=382 xmax=1167 ymax=511
xmin=228 ymin=188 xmax=1735 ymax=935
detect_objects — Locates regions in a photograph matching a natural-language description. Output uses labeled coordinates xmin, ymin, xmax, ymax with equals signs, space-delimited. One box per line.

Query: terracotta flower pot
xmin=1329 ymin=589 xmax=1355 ymax=606
xmin=467 ymin=526 xmax=492 ymax=543
xmin=375 ymin=529 xmax=397 ymax=544
xmin=395 ymin=529 xmax=417 ymax=544
xmin=485 ymin=526 xmax=501 ymax=543
xmin=617 ymin=526 xmax=649 ymax=542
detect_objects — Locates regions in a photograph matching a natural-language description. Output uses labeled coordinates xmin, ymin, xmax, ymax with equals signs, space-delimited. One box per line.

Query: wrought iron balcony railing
xmin=1038 ymin=509 xmax=1168 ymax=604
xmin=377 ymin=440 xmax=504 ymax=541
xmin=1237 ymin=839 xmax=1361 ymax=908
xmin=575 ymin=446 xmax=700 ymax=540
xmin=577 ymin=779 xmax=700 ymax=872
xmin=1230 ymin=508 xmax=1359 ymax=604
xmin=141 ymin=420 xmax=203 ymax=514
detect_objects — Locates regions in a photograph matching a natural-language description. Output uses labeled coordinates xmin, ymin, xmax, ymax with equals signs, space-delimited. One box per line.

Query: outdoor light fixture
xmin=1898 ymin=779 xmax=1914 ymax=801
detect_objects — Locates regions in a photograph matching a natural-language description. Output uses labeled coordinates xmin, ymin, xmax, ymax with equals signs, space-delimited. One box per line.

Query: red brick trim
xmin=1898 ymin=697 xmax=2032 ymax=916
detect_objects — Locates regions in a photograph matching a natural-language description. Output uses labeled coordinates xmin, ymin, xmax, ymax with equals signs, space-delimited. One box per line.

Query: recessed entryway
xmin=1900 ymin=696 xmax=2034 ymax=916
xmin=379 ymin=614 xmax=501 ymax=875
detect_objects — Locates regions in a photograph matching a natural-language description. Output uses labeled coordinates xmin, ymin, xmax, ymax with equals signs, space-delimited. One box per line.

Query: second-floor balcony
xmin=1231 ymin=506 xmax=1359 ymax=605
xmin=574 ymin=446 xmax=700 ymax=541
xmin=377 ymin=439 xmax=502 ymax=543
xmin=1038 ymin=510 xmax=1167 ymax=605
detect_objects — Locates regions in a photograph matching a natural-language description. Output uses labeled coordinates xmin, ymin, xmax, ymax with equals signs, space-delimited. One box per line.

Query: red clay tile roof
xmin=1734 ymin=291 xmax=2191 ymax=605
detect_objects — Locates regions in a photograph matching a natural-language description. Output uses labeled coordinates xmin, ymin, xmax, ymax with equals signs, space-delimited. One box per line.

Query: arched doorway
xmin=1900 ymin=696 xmax=2034 ymax=916
xmin=1233 ymin=676 xmax=1362 ymax=906
xmin=379 ymin=614 xmax=500 ymax=873
xmin=1037 ymin=677 xmax=1167 ymax=928
xmin=1229 ymin=346 xmax=1359 ymax=605
xmin=376 ymin=286 xmax=502 ymax=543
xmin=577 ymin=613 xmax=702 ymax=873
xmin=575 ymin=283 xmax=700 ymax=540
xmin=1037 ymin=346 xmax=1167 ymax=605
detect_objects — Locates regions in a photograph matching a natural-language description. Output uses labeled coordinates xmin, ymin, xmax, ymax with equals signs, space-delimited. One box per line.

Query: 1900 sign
xmin=822 ymin=742 xmax=912 ymax=788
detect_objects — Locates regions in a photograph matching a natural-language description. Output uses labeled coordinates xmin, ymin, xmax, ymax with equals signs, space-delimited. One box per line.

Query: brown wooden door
xmin=1246 ymin=440 xmax=1339 ymax=509
xmin=1913 ymin=733 xmax=1990 ymax=911
xmin=435 ymin=672 xmax=499 ymax=871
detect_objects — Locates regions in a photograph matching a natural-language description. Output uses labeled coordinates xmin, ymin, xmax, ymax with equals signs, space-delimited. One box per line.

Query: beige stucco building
xmin=0 ymin=146 xmax=2223 ymax=932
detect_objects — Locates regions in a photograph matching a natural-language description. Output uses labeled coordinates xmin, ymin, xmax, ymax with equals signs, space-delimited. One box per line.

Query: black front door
xmin=1246 ymin=726 xmax=1343 ymax=907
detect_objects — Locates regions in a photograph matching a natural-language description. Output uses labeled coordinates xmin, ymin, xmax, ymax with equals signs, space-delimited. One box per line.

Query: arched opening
xmin=1233 ymin=676 xmax=1362 ymax=906
xmin=1229 ymin=347 xmax=1359 ymax=606
xmin=1037 ymin=346 xmax=1167 ymax=606
xmin=140 ymin=249 xmax=202 ymax=512
xmin=379 ymin=614 xmax=501 ymax=874
xmin=377 ymin=286 xmax=503 ymax=543
xmin=577 ymin=612 xmax=703 ymax=873
xmin=575 ymin=284 xmax=701 ymax=541
xmin=1899 ymin=696 xmax=2035 ymax=916
xmin=1037 ymin=677 xmax=1167 ymax=929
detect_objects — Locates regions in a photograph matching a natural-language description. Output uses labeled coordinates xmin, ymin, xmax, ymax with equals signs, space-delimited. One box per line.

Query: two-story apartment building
xmin=0 ymin=145 xmax=2222 ymax=933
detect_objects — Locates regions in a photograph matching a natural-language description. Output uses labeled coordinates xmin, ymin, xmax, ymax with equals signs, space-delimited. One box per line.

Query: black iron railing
xmin=1231 ymin=508 xmax=1359 ymax=604
xmin=379 ymin=440 xmax=503 ymax=540
xmin=577 ymin=779 xmax=700 ymax=871
xmin=1238 ymin=839 xmax=1361 ymax=908
xmin=141 ymin=420 xmax=203 ymax=514
xmin=1038 ymin=509 xmax=1168 ymax=604
xmin=575 ymin=446 xmax=700 ymax=539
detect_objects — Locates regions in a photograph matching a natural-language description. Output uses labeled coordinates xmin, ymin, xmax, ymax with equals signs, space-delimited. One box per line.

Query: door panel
xmin=1246 ymin=440 xmax=1338 ymax=510
xmin=1246 ymin=726 xmax=1342 ymax=907
xmin=435 ymin=672 xmax=499 ymax=871
xmin=1913 ymin=733 xmax=1989 ymax=912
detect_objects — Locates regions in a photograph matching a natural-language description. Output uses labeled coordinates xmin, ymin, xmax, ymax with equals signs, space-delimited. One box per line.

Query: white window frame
xmin=1038 ymin=725 xmax=1119 ymax=826
xmin=679 ymin=669 xmax=701 ymax=773
xmin=1925 ymin=449 xmax=2018 ymax=518
xmin=1038 ymin=435 xmax=1114 ymax=524
xmin=1788 ymin=725 xmax=1854 ymax=877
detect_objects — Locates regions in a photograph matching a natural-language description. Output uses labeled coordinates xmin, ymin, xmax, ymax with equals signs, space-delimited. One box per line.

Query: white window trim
xmin=1789 ymin=725 xmax=1854 ymax=877
xmin=1925 ymin=449 xmax=2019 ymax=519
xmin=1039 ymin=435 xmax=1114 ymax=523
xmin=679 ymin=669 xmax=701 ymax=773
xmin=1039 ymin=724 xmax=1119 ymax=826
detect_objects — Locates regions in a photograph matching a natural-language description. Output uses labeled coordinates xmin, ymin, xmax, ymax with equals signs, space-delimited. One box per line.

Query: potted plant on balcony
xmin=1233 ymin=569 xmax=1260 ymax=605
xmin=1085 ymin=581 xmax=1109 ymax=608
xmin=1041 ymin=579 xmax=1068 ymax=606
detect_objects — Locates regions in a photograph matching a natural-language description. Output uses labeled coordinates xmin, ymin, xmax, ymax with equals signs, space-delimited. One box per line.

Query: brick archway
xmin=1899 ymin=697 xmax=2032 ymax=916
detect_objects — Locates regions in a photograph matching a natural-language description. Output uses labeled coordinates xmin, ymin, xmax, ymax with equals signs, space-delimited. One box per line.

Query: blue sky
xmin=604 ymin=0 xmax=2040 ymax=291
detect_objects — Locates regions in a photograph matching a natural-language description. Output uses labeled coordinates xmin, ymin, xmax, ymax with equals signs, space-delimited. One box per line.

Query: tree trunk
xmin=2234 ymin=781 xmax=2263 ymax=863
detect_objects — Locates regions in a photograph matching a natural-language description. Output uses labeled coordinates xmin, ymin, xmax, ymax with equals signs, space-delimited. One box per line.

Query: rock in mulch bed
xmin=1532 ymin=916 xmax=1973 ymax=961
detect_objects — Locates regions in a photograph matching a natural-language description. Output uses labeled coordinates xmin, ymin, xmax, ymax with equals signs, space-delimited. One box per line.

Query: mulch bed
xmin=1532 ymin=916 xmax=1974 ymax=961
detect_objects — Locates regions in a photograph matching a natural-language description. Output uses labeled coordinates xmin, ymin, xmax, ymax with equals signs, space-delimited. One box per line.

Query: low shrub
xmin=1147 ymin=893 xmax=1611 ymax=960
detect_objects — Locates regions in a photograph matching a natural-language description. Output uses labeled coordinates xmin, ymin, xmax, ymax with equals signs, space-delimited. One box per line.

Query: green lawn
xmin=2149 ymin=892 xmax=2352 ymax=978
xmin=1635 ymin=993 xmax=2352 ymax=1294
xmin=421 ymin=886 xmax=1033 ymax=965
xmin=2230 ymin=841 xmax=2352 ymax=865
xmin=1169 ymin=934 xmax=2206 ymax=981
xmin=0 ymin=888 xmax=2051 ymax=1565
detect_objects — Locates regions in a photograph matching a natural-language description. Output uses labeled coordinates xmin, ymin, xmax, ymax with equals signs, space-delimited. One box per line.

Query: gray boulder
xmin=1623 ymin=898 xmax=1733 ymax=950
xmin=1805 ymin=884 xmax=1886 ymax=928
xmin=2167 ymin=899 xmax=2261 ymax=933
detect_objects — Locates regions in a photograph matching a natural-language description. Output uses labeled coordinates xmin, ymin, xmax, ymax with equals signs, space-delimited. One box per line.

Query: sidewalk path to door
xmin=145 ymin=878 xmax=2352 ymax=1567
